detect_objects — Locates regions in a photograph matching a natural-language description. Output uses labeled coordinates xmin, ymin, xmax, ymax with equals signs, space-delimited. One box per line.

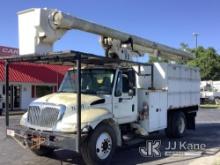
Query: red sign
xmin=0 ymin=46 xmax=19 ymax=56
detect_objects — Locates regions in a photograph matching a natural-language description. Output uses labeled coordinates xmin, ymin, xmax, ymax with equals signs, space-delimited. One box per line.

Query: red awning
xmin=0 ymin=62 xmax=71 ymax=84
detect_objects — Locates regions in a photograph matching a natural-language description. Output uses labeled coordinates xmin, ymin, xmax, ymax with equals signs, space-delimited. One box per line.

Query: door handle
xmin=119 ymin=97 xmax=132 ymax=102
xmin=132 ymin=104 xmax=135 ymax=112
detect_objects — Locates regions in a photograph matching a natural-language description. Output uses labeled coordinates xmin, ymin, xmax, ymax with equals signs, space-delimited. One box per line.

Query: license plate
xmin=6 ymin=129 xmax=15 ymax=137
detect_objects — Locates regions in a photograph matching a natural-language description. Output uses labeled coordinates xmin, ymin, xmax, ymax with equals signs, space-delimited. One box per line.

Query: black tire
xmin=81 ymin=123 xmax=117 ymax=165
xmin=29 ymin=145 xmax=54 ymax=156
xmin=172 ymin=112 xmax=186 ymax=138
xmin=165 ymin=113 xmax=173 ymax=138
xmin=166 ymin=112 xmax=186 ymax=138
xmin=200 ymin=98 xmax=205 ymax=104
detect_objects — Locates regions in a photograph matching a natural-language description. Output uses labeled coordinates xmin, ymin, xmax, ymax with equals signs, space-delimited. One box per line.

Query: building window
xmin=32 ymin=85 xmax=54 ymax=98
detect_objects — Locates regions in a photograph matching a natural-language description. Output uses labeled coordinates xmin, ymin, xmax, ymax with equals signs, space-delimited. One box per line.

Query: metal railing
xmin=3 ymin=50 xmax=151 ymax=152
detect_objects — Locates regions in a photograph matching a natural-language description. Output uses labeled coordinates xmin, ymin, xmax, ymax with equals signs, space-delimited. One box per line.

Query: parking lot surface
xmin=0 ymin=108 xmax=220 ymax=165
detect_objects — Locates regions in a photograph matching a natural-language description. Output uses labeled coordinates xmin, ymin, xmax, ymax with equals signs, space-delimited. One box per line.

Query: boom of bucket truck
xmin=18 ymin=8 xmax=194 ymax=60
xmin=5 ymin=8 xmax=199 ymax=165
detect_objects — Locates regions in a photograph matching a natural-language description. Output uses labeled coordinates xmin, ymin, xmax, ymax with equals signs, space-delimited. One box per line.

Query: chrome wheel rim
xmin=178 ymin=117 xmax=185 ymax=134
xmin=96 ymin=132 xmax=112 ymax=160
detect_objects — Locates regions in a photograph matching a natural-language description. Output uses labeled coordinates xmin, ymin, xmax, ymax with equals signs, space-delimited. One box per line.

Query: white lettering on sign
xmin=0 ymin=46 xmax=19 ymax=56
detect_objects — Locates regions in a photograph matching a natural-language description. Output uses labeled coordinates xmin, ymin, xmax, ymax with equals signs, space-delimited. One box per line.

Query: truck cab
xmin=21 ymin=67 xmax=139 ymax=133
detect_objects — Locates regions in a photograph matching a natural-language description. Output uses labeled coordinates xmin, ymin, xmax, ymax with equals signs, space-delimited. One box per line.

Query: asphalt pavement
xmin=0 ymin=108 xmax=220 ymax=165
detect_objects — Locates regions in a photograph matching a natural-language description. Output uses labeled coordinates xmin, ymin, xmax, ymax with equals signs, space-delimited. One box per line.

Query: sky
xmin=0 ymin=0 xmax=219 ymax=59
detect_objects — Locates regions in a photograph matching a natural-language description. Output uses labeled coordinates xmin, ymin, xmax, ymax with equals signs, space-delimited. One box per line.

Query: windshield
xmin=59 ymin=69 xmax=115 ymax=95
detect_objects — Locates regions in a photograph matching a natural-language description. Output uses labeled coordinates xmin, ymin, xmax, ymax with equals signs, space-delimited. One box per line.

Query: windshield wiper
xmin=81 ymin=89 xmax=97 ymax=95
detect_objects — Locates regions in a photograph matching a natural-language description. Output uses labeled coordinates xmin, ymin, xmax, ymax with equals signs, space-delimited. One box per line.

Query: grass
xmin=200 ymin=104 xmax=220 ymax=109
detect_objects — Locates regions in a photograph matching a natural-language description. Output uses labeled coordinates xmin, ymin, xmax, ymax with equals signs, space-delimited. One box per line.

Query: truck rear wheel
xmin=165 ymin=113 xmax=173 ymax=138
xmin=166 ymin=111 xmax=186 ymax=138
xmin=81 ymin=123 xmax=117 ymax=165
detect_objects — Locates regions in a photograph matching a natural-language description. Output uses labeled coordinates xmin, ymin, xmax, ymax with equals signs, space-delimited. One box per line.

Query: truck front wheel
xmin=81 ymin=123 xmax=117 ymax=165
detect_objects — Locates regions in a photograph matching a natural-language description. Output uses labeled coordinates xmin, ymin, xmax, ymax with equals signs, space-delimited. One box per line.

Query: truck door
xmin=113 ymin=69 xmax=137 ymax=124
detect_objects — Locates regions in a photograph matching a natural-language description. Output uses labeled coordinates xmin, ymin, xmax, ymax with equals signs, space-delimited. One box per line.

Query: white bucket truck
xmin=200 ymin=80 xmax=220 ymax=104
xmin=5 ymin=8 xmax=200 ymax=165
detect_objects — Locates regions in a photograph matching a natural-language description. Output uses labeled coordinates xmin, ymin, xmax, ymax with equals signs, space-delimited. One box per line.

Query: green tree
xmin=149 ymin=56 xmax=159 ymax=63
xmin=187 ymin=46 xmax=220 ymax=80
xmin=180 ymin=42 xmax=191 ymax=53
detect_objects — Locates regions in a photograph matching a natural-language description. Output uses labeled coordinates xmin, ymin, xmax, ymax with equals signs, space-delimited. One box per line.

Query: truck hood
xmin=25 ymin=92 xmax=111 ymax=132
xmin=33 ymin=92 xmax=103 ymax=107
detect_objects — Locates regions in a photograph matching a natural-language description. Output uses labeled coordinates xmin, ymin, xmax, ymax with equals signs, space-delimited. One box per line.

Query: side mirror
xmin=128 ymin=89 xmax=135 ymax=96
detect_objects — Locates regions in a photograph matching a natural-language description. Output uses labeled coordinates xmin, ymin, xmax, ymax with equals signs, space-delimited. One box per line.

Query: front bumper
xmin=6 ymin=125 xmax=86 ymax=153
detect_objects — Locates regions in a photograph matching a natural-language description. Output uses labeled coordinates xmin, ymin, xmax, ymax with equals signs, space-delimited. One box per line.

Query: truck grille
xmin=27 ymin=105 xmax=60 ymax=128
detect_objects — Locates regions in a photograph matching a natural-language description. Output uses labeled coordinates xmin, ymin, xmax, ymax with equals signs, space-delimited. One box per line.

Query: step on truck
xmin=5 ymin=8 xmax=200 ymax=165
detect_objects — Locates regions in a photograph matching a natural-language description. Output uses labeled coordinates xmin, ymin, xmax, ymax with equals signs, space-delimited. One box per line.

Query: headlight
xmin=55 ymin=121 xmax=77 ymax=132
xmin=54 ymin=113 xmax=77 ymax=132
